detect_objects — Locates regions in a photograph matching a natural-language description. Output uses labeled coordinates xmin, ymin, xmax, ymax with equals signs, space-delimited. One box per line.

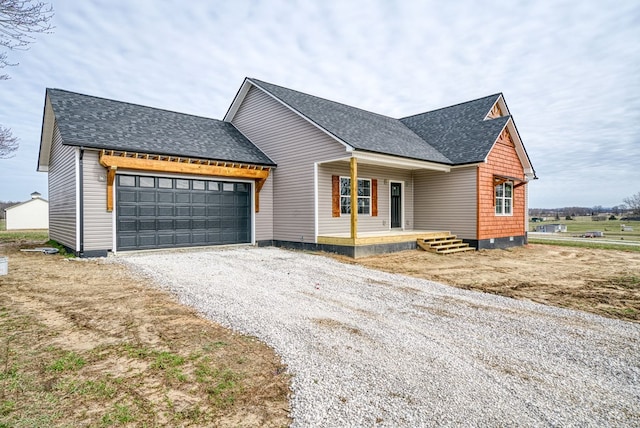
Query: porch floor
xmin=317 ymin=230 xmax=451 ymax=246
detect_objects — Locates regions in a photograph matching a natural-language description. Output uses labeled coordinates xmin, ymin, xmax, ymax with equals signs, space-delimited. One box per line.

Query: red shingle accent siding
xmin=477 ymin=129 xmax=526 ymax=240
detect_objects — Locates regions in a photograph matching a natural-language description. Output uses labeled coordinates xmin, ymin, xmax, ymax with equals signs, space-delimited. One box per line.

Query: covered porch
xmin=317 ymin=229 xmax=450 ymax=246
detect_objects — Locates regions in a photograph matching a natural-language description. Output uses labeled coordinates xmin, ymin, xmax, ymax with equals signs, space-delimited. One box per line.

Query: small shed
xmin=535 ymin=224 xmax=567 ymax=233
xmin=4 ymin=192 xmax=49 ymax=230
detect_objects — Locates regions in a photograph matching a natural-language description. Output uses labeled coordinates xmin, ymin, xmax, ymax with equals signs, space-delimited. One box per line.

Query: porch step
xmin=417 ymin=233 xmax=475 ymax=255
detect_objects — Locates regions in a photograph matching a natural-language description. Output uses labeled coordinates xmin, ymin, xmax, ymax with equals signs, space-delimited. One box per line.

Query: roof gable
xmin=400 ymin=94 xmax=509 ymax=164
xmin=245 ymin=78 xmax=452 ymax=164
xmin=44 ymin=89 xmax=275 ymax=166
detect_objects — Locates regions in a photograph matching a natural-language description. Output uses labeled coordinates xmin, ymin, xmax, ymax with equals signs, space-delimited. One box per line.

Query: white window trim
xmin=495 ymin=181 xmax=513 ymax=216
xmin=339 ymin=176 xmax=372 ymax=216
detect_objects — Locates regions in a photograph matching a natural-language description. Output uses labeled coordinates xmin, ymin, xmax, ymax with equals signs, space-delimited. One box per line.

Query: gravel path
xmin=118 ymin=247 xmax=640 ymax=427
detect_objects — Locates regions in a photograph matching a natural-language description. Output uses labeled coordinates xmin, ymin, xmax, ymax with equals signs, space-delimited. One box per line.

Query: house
xmin=4 ymin=192 xmax=49 ymax=230
xmin=534 ymin=224 xmax=567 ymax=233
xmin=37 ymin=78 xmax=536 ymax=257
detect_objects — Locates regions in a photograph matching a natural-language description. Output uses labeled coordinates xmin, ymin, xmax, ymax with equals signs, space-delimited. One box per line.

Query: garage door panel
xmin=158 ymin=206 xmax=173 ymax=216
xmin=118 ymin=190 xmax=137 ymax=203
xmin=157 ymin=219 xmax=174 ymax=230
xmin=119 ymin=235 xmax=137 ymax=248
xmin=117 ymin=174 xmax=251 ymax=251
xmin=139 ymin=205 xmax=156 ymax=216
xmin=192 ymin=219 xmax=206 ymax=229
xmin=176 ymin=192 xmax=190 ymax=203
xmin=157 ymin=234 xmax=174 ymax=245
xmin=206 ymin=193 xmax=221 ymax=204
xmin=119 ymin=220 xmax=137 ymax=232
xmin=138 ymin=192 xmax=156 ymax=203
xmin=175 ymin=219 xmax=191 ymax=229
xmin=139 ymin=219 xmax=156 ymax=231
xmin=119 ymin=205 xmax=136 ymax=216
xmin=158 ymin=192 xmax=173 ymax=203
xmin=175 ymin=233 xmax=191 ymax=244
xmin=176 ymin=206 xmax=190 ymax=216
xmin=139 ymin=235 xmax=157 ymax=247
xmin=192 ymin=232 xmax=207 ymax=243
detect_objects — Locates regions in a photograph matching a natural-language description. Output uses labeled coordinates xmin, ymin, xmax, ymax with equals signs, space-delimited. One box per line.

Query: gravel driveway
xmin=119 ymin=247 xmax=640 ymax=427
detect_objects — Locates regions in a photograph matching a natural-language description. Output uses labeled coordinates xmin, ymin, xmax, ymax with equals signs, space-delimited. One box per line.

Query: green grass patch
xmin=44 ymin=239 xmax=75 ymax=257
xmin=0 ymin=229 xmax=49 ymax=243
xmin=529 ymin=238 xmax=640 ymax=252
xmin=531 ymin=218 xmax=640 ymax=241
xmin=47 ymin=351 xmax=86 ymax=372
xmin=101 ymin=403 xmax=135 ymax=426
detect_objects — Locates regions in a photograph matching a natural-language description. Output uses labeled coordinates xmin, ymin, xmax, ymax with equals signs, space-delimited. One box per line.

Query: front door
xmin=391 ymin=182 xmax=402 ymax=228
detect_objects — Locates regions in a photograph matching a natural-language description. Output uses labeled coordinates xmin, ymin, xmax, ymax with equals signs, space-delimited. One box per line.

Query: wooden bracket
xmin=106 ymin=166 xmax=117 ymax=212
xmin=99 ymin=150 xmax=272 ymax=213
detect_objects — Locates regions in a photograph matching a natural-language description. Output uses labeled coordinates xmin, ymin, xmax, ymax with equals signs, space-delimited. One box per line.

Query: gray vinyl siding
xmin=413 ymin=167 xmax=477 ymax=239
xmin=231 ymin=86 xmax=346 ymax=243
xmin=82 ymin=150 xmax=113 ymax=251
xmin=255 ymin=176 xmax=273 ymax=241
xmin=48 ymin=124 xmax=77 ymax=250
xmin=318 ymin=163 xmax=414 ymax=235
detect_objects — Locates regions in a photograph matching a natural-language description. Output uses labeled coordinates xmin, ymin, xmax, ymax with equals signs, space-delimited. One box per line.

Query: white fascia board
xmin=223 ymin=78 xmax=253 ymax=122
xmin=485 ymin=119 xmax=535 ymax=181
xmin=483 ymin=94 xmax=510 ymax=120
xmin=242 ymin=79 xmax=355 ymax=152
xmin=37 ymin=94 xmax=55 ymax=172
xmin=505 ymin=118 xmax=535 ymax=179
xmin=352 ymin=151 xmax=451 ymax=172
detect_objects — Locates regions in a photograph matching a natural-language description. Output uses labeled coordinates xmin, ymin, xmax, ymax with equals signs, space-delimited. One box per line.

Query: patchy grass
xmin=0 ymin=240 xmax=290 ymax=427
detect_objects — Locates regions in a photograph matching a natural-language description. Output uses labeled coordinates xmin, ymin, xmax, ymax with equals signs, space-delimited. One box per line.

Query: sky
xmin=0 ymin=0 xmax=638 ymax=208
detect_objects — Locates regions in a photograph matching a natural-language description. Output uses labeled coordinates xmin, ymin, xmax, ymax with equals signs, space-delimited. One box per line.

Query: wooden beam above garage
xmin=99 ymin=150 xmax=272 ymax=212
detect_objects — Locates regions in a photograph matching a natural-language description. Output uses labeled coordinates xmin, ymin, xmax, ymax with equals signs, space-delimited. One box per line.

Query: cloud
xmin=0 ymin=0 xmax=638 ymax=207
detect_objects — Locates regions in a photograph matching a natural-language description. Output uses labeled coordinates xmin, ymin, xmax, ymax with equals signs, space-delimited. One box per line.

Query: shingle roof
xmin=248 ymin=79 xmax=452 ymax=164
xmin=46 ymin=89 xmax=275 ymax=166
xmin=249 ymin=78 xmax=510 ymax=166
xmin=400 ymin=94 xmax=508 ymax=164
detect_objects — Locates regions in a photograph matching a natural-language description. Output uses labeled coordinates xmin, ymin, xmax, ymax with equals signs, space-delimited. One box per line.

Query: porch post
xmin=350 ymin=157 xmax=358 ymax=239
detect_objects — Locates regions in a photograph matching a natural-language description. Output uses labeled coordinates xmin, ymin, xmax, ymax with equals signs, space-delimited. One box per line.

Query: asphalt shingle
xmin=250 ymin=79 xmax=512 ymax=166
xmin=248 ymin=78 xmax=452 ymax=164
xmin=47 ymin=89 xmax=275 ymax=166
xmin=400 ymin=95 xmax=509 ymax=164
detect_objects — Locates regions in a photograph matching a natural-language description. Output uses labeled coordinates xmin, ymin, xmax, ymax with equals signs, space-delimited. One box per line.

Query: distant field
xmin=529 ymin=218 xmax=640 ymax=251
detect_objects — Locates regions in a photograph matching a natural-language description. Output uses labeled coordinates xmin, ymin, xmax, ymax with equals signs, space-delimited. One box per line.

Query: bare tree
xmin=0 ymin=1 xmax=54 ymax=155
xmin=0 ymin=125 xmax=18 ymax=157
xmin=623 ymin=192 xmax=640 ymax=215
xmin=1 ymin=0 xmax=55 ymax=79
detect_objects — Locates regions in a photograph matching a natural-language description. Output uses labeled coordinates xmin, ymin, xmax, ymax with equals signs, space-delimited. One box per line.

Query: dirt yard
xmin=2 ymin=239 xmax=639 ymax=426
xmin=0 ymin=240 xmax=290 ymax=427
xmin=339 ymin=244 xmax=640 ymax=322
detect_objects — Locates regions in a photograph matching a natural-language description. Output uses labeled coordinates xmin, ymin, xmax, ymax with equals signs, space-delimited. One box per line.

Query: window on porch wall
xmin=340 ymin=177 xmax=370 ymax=214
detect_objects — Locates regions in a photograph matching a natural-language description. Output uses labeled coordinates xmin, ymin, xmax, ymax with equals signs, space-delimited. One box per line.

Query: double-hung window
xmin=340 ymin=177 xmax=371 ymax=215
xmin=495 ymin=181 xmax=513 ymax=215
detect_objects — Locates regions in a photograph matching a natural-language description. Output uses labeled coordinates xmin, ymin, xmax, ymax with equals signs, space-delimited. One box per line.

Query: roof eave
xmin=37 ymin=91 xmax=55 ymax=172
